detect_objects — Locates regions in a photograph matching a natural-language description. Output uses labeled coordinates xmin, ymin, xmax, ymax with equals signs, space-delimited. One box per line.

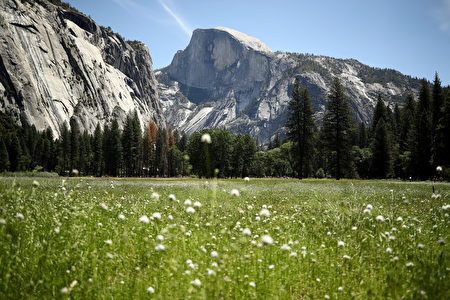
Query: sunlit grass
xmin=0 ymin=177 xmax=448 ymax=299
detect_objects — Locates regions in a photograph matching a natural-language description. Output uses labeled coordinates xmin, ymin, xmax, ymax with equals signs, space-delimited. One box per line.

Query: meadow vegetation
xmin=0 ymin=177 xmax=448 ymax=299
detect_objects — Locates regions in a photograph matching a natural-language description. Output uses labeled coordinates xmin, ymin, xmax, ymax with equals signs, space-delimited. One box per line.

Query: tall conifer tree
xmin=432 ymin=73 xmax=444 ymax=166
xmin=286 ymin=76 xmax=316 ymax=178
xmin=413 ymin=80 xmax=433 ymax=179
xmin=322 ymin=78 xmax=354 ymax=179
xmin=370 ymin=95 xmax=392 ymax=178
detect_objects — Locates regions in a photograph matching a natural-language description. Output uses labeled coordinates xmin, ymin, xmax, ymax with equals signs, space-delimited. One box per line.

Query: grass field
xmin=0 ymin=177 xmax=449 ymax=299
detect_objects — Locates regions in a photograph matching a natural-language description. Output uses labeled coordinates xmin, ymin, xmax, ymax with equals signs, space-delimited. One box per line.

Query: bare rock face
xmin=0 ymin=0 xmax=164 ymax=136
xmin=158 ymin=27 xmax=421 ymax=144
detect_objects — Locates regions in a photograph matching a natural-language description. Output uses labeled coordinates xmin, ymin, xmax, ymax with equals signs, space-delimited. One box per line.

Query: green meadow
xmin=0 ymin=177 xmax=448 ymax=299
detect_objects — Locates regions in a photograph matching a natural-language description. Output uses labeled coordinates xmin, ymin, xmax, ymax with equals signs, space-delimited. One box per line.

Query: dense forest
xmin=0 ymin=74 xmax=449 ymax=180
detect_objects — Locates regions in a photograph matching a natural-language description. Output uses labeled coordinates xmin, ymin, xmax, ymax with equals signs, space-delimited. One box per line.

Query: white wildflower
xmin=147 ymin=286 xmax=155 ymax=293
xmin=190 ymin=278 xmax=201 ymax=287
xmin=436 ymin=166 xmax=442 ymax=172
xmin=230 ymin=189 xmax=240 ymax=197
xmin=193 ymin=201 xmax=202 ymax=208
xmin=249 ymin=281 xmax=256 ymax=287
xmin=104 ymin=239 xmax=112 ymax=245
xmin=259 ymin=208 xmax=270 ymax=217
xmin=184 ymin=199 xmax=192 ymax=206
xmin=386 ymin=247 xmax=392 ymax=254
xmin=155 ymin=244 xmax=165 ymax=251
xmin=118 ymin=214 xmax=125 ymax=220
xmin=54 ymin=227 xmax=60 ymax=233
xmin=152 ymin=212 xmax=162 ymax=220
xmin=139 ymin=215 xmax=150 ymax=224
xmin=376 ymin=215 xmax=385 ymax=222
xmin=211 ymin=251 xmax=218 ymax=258
xmin=15 ymin=213 xmax=24 ymax=220
xmin=186 ymin=207 xmax=195 ymax=214
xmin=261 ymin=235 xmax=273 ymax=246
xmin=168 ymin=194 xmax=176 ymax=201
xmin=280 ymin=244 xmax=291 ymax=251
xmin=242 ymin=228 xmax=251 ymax=236
xmin=0 ymin=218 xmax=6 ymax=225
xmin=290 ymin=252 xmax=298 ymax=257
xmin=100 ymin=203 xmax=108 ymax=210
xmin=60 ymin=287 xmax=69 ymax=294
xmin=417 ymin=243 xmax=424 ymax=249
xmin=406 ymin=262 xmax=414 ymax=267
xmin=151 ymin=192 xmax=160 ymax=201
xmin=337 ymin=241 xmax=345 ymax=247
xmin=244 ymin=177 xmax=250 ymax=181
xmin=207 ymin=269 xmax=216 ymax=276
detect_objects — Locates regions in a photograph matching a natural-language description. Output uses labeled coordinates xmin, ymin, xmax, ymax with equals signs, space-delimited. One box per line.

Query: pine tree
xmin=358 ymin=122 xmax=368 ymax=148
xmin=241 ymin=134 xmax=256 ymax=177
xmin=370 ymin=95 xmax=392 ymax=178
xmin=413 ymin=79 xmax=433 ymax=179
xmin=371 ymin=118 xmax=392 ymax=178
xmin=78 ymin=130 xmax=87 ymax=175
xmin=93 ymin=123 xmax=103 ymax=176
xmin=110 ymin=119 xmax=122 ymax=177
xmin=286 ymin=76 xmax=316 ymax=178
xmin=69 ymin=118 xmax=79 ymax=175
xmin=432 ymin=73 xmax=444 ymax=166
xmin=435 ymin=89 xmax=450 ymax=168
xmin=60 ymin=122 xmax=70 ymax=174
xmin=322 ymin=78 xmax=354 ymax=179
xmin=9 ymin=131 xmax=22 ymax=172
xmin=0 ymin=138 xmax=10 ymax=171
xmin=102 ymin=123 xmax=111 ymax=175
xmin=399 ymin=91 xmax=416 ymax=153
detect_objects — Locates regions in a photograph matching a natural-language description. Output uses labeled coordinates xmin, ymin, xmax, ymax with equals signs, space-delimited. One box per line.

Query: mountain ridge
xmin=157 ymin=27 xmax=422 ymax=144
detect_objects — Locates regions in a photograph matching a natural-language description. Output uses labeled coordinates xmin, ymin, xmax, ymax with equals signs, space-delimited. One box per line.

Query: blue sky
xmin=66 ymin=0 xmax=450 ymax=85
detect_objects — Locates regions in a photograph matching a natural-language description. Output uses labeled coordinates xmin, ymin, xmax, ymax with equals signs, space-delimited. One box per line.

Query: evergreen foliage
xmin=370 ymin=95 xmax=393 ymax=178
xmin=286 ymin=76 xmax=316 ymax=178
xmin=322 ymin=78 xmax=354 ymax=179
xmin=413 ymin=80 xmax=433 ymax=180
xmin=1 ymin=75 xmax=449 ymax=180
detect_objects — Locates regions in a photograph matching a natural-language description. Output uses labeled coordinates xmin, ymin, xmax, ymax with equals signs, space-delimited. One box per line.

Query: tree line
xmin=285 ymin=73 xmax=450 ymax=180
xmin=0 ymin=74 xmax=449 ymax=180
xmin=0 ymin=111 xmax=257 ymax=178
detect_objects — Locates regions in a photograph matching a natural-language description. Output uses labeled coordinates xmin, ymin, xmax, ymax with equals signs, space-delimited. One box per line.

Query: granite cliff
xmin=0 ymin=0 xmax=164 ymax=136
xmin=157 ymin=27 xmax=421 ymax=144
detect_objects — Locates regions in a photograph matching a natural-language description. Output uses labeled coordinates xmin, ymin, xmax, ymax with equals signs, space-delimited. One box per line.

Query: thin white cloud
xmin=434 ymin=0 xmax=450 ymax=33
xmin=157 ymin=0 xmax=192 ymax=37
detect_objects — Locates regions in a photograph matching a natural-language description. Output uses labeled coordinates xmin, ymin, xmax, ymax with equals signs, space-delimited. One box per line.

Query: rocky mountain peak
xmin=158 ymin=27 xmax=421 ymax=144
xmin=212 ymin=26 xmax=273 ymax=55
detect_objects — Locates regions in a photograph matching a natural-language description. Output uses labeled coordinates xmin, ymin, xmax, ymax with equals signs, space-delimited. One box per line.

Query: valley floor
xmin=0 ymin=177 xmax=449 ymax=299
